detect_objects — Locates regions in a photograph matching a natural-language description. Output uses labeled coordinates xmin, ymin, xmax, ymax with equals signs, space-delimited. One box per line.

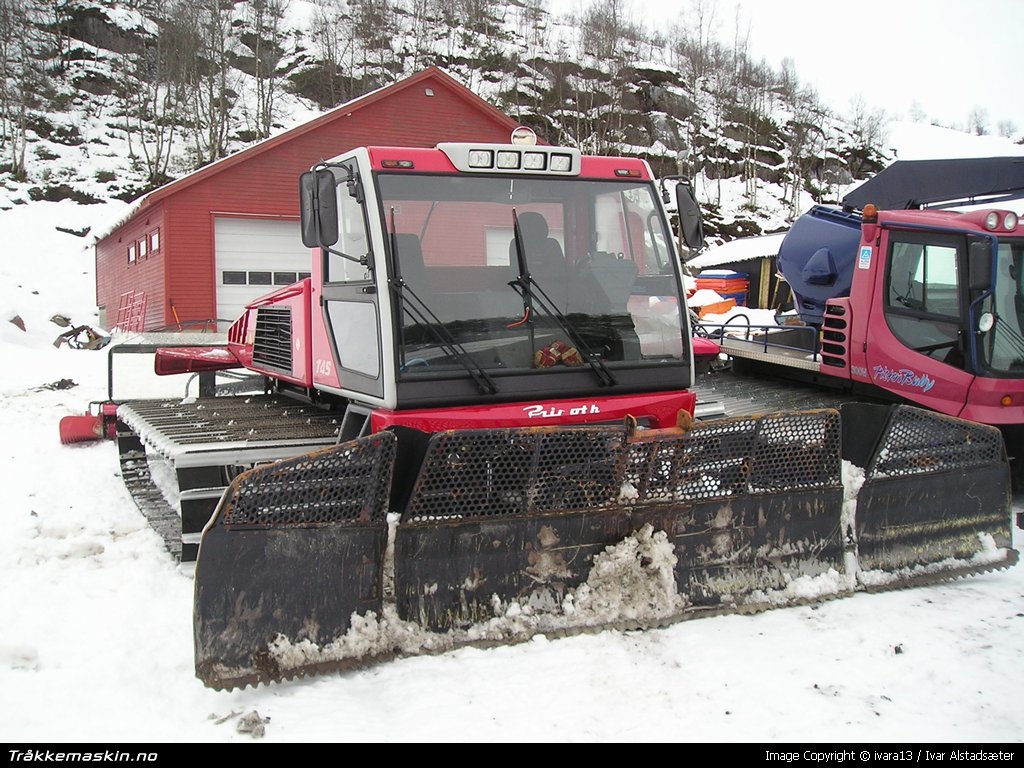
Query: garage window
xmin=249 ymin=271 xmax=272 ymax=285
xmin=274 ymin=271 xmax=297 ymax=285
xmin=222 ymin=271 xmax=247 ymax=285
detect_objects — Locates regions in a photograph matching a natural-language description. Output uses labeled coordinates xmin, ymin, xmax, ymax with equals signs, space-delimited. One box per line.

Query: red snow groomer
xmin=717 ymin=157 xmax=1024 ymax=486
xmin=81 ymin=135 xmax=1016 ymax=689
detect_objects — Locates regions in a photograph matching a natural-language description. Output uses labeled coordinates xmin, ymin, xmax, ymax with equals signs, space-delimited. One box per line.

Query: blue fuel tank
xmin=777 ymin=205 xmax=863 ymax=325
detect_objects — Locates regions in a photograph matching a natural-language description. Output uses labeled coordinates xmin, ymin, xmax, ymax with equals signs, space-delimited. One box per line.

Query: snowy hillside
xmin=0 ymin=0 xmax=934 ymax=240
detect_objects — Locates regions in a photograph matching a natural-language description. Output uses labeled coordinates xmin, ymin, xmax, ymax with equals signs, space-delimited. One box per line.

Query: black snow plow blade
xmin=194 ymin=404 xmax=1017 ymax=689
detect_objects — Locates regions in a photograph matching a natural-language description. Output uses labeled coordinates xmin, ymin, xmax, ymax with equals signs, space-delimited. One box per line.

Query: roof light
xmin=468 ymin=149 xmax=494 ymax=169
xmin=1004 ymin=212 xmax=1018 ymax=231
xmin=862 ymin=203 xmax=878 ymax=223
xmin=614 ymin=168 xmax=641 ymax=178
xmin=496 ymin=151 xmax=520 ymax=169
xmin=523 ymin=152 xmax=546 ymax=170
xmin=550 ymin=153 xmax=572 ymax=172
xmin=986 ymin=212 xmax=1001 ymax=230
xmin=380 ymin=159 xmax=414 ymax=169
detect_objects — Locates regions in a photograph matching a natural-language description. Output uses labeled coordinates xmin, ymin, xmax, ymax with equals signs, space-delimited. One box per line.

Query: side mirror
xmin=968 ymin=238 xmax=993 ymax=292
xmin=675 ymin=180 xmax=705 ymax=252
xmin=299 ymin=169 xmax=339 ymax=248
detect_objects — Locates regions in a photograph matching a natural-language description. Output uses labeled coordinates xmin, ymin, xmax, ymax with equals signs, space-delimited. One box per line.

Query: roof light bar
xmin=437 ymin=143 xmax=581 ymax=176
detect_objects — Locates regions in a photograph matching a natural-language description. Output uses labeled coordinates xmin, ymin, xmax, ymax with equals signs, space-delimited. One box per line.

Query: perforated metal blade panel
xmin=867 ymin=405 xmax=1004 ymax=479
xmin=404 ymin=410 xmax=841 ymax=521
xmin=220 ymin=432 xmax=396 ymax=527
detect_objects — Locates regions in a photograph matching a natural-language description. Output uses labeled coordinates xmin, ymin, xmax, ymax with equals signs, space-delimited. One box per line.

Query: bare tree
xmin=785 ymin=89 xmax=828 ymax=218
xmin=848 ymin=94 xmax=888 ymax=149
xmin=581 ymin=0 xmax=627 ymax=59
xmin=517 ymin=0 xmax=549 ymax=52
xmin=40 ymin=0 xmax=73 ymax=73
xmin=309 ymin=0 xmax=354 ymax=108
xmin=188 ymin=0 xmax=240 ymax=164
xmin=684 ymin=0 xmax=717 ymax=81
xmin=0 ymin=0 xmax=42 ymax=181
xmin=243 ymin=0 xmax=289 ymax=139
xmin=997 ymin=119 xmax=1018 ymax=139
xmin=352 ymin=0 xmax=397 ymax=76
xmin=117 ymin=1 xmax=197 ymax=185
xmin=968 ymin=106 xmax=989 ymax=136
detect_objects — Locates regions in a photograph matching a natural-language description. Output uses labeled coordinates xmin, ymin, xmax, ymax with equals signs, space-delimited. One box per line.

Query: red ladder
xmin=115 ymin=290 xmax=147 ymax=332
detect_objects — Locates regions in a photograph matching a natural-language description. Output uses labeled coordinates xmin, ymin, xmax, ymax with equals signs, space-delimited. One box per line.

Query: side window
xmin=887 ymin=240 xmax=959 ymax=316
xmin=326 ymin=163 xmax=372 ymax=283
xmin=885 ymin=235 xmax=963 ymax=362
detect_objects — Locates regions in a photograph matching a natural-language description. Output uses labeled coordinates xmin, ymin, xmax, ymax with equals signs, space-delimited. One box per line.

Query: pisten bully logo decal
xmin=872 ymin=364 xmax=936 ymax=393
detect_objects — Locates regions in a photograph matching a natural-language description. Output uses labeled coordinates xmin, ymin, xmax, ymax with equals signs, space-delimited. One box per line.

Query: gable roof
xmin=97 ymin=67 xmax=522 ymax=241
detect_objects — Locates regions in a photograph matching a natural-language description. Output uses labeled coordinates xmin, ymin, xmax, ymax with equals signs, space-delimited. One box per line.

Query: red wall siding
xmin=160 ymin=74 xmax=519 ymax=326
xmin=94 ymin=202 xmax=166 ymax=329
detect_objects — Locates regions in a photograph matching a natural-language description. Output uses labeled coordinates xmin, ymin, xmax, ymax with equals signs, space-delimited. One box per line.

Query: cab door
xmin=865 ymin=231 xmax=974 ymax=416
xmin=315 ymin=158 xmax=384 ymax=400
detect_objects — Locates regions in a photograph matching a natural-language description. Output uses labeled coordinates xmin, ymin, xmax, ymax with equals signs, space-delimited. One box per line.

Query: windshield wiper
xmin=508 ymin=209 xmax=616 ymax=387
xmin=388 ymin=214 xmax=497 ymax=395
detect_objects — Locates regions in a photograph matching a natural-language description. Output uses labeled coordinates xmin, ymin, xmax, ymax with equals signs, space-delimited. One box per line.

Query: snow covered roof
xmin=687 ymin=232 xmax=787 ymax=269
xmin=94 ymin=67 xmax=521 ymax=243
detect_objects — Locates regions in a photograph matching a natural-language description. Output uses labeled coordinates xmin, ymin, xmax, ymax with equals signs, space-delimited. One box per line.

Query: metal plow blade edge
xmin=193 ymin=404 xmax=1018 ymax=690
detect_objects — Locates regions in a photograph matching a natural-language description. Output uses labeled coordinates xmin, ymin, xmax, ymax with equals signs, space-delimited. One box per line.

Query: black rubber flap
xmin=396 ymin=411 xmax=845 ymax=630
xmin=193 ymin=432 xmax=395 ymax=689
xmin=854 ymin=405 xmax=1014 ymax=576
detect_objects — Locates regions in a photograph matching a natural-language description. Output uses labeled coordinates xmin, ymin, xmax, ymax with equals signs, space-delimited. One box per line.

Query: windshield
xmin=982 ymin=239 xmax=1024 ymax=373
xmin=377 ymin=173 xmax=686 ymax=377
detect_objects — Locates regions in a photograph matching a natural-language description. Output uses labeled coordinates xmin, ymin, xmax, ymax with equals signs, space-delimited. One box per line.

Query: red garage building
xmin=94 ymin=67 xmax=524 ymax=331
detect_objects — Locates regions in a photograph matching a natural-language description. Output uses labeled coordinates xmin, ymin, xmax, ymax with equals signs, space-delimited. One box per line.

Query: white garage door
xmin=214 ymin=217 xmax=314 ymax=325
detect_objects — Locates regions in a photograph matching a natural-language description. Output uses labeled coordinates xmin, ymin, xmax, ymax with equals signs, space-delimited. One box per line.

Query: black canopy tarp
xmin=842 ymin=156 xmax=1024 ymax=211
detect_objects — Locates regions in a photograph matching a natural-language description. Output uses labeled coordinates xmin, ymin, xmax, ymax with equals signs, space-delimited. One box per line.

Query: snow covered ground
xmin=3 ymin=144 xmax=1024 ymax=741
xmin=3 ymin=354 xmax=1022 ymax=742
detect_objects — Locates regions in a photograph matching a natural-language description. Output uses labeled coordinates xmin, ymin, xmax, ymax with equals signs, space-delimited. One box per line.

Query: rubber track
xmin=119 ymin=446 xmax=184 ymax=561
xmin=204 ymin=548 xmax=1019 ymax=691
xmin=116 ymin=396 xmax=344 ymax=561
